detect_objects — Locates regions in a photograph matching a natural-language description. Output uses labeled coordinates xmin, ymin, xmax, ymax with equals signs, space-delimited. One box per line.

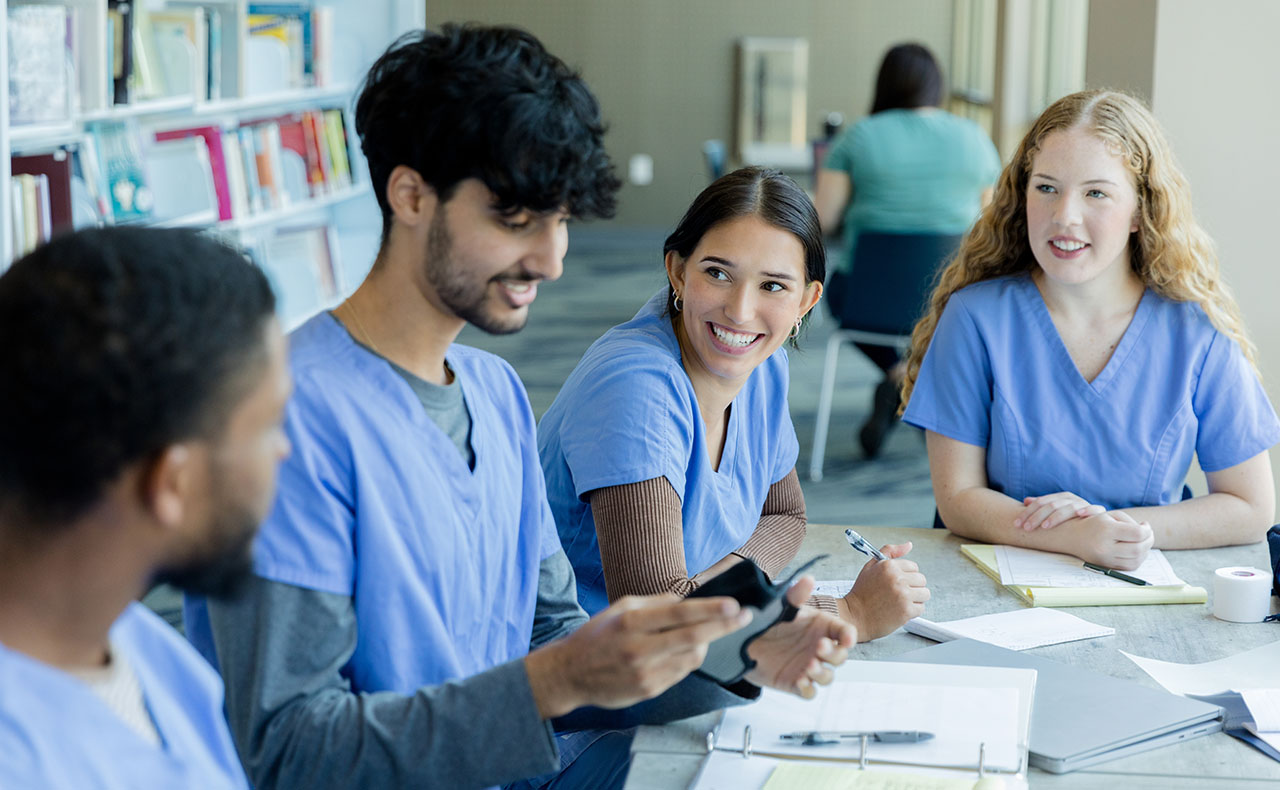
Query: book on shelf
xmin=148 ymin=8 xmax=209 ymax=101
xmin=107 ymin=0 xmax=133 ymax=106
xmin=322 ymin=110 xmax=352 ymax=187
xmin=8 ymin=3 xmax=74 ymax=124
xmin=147 ymin=136 xmax=218 ymax=224
xmin=85 ymin=120 xmax=154 ymax=223
xmin=154 ymin=125 xmax=233 ymax=220
xmin=11 ymin=152 xmax=74 ymax=237
xmin=10 ymin=173 xmax=51 ymax=257
xmin=249 ymin=224 xmax=341 ymax=326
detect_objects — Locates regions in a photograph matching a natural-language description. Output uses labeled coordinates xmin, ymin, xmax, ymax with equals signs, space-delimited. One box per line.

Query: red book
xmin=154 ymin=125 xmax=233 ymax=220
xmin=11 ymin=152 xmax=73 ymax=234
xmin=273 ymin=113 xmax=319 ymax=197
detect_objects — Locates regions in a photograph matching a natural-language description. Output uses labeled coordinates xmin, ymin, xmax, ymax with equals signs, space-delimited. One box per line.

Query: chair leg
xmin=809 ymin=332 xmax=843 ymax=482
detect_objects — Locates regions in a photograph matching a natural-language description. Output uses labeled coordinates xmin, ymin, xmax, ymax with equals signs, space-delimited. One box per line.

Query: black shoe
xmin=859 ymin=377 xmax=900 ymax=458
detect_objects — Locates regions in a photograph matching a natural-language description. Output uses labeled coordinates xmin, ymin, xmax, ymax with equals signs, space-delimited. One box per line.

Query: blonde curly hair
xmin=902 ymin=89 xmax=1258 ymax=409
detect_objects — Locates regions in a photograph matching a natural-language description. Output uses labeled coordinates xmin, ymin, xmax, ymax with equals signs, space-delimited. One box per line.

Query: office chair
xmin=808 ymin=231 xmax=961 ymax=481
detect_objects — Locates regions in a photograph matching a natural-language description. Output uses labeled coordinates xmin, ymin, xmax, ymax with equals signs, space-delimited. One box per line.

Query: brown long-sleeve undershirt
xmin=588 ymin=468 xmax=840 ymax=615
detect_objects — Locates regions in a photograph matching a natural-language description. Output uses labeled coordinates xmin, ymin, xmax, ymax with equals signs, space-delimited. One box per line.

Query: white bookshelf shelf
xmin=3 ymin=0 xmax=424 ymax=314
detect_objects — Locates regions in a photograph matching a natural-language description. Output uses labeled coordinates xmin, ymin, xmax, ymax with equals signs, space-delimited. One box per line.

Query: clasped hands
xmin=526 ymin=579 xmax=854 ymax=719
xmin=1014 ymin=491 xmax=1153 ymax=570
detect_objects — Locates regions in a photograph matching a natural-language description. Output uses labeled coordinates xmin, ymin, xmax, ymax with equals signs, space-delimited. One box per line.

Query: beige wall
xmin=1087 ymin=0 xmax=1280 ymax=511
xmin=1083 ymin=0 xmax=1156 ymax=101
xmin=1152 ymin=0 xmax=1280 ymax=511
xmin=424 ymin=0 xmax=954 ymax=227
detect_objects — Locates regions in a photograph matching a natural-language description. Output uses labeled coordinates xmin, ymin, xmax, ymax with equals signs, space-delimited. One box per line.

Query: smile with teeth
xmin=501 ymin=279 xmax=533 ymax=293
xmin=1051 ymin=239 xmax=1088 ymax=251
xmin=709 ymin=322 xmax=762 ymax=348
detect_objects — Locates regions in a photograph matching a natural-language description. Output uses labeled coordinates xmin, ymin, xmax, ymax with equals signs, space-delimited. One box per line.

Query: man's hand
xmin=838 ymin=542 xmax=929 ymax=642
xmin=524 ymin=593 xmax=751 ymax=719
xmin=745 ymin=577 xmax=856 ymax=699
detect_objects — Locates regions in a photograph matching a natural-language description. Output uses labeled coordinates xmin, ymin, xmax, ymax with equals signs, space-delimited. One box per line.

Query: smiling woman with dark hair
xmin=539 ymin=167 xmax=930 ymax=642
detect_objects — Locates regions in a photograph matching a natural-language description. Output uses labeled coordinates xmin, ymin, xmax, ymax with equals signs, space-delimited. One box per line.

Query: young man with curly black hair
xmin=186 ymin=25 xmax=854 ymax=790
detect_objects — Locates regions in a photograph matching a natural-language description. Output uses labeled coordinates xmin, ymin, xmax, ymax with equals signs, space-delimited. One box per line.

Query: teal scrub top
xmin=824 ymin=108 xmax=1000 ymax=272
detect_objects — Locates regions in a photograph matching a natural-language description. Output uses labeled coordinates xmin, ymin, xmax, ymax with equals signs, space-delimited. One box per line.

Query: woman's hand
xmin=1014 ymin=492 xmax=1105 ymax=531
xmin=745 ymin=576 xmax=856 ymax=698
xmin=1070 ymin=509 xmax=1154 ymax=570
xmin=837 ymin=543 xmax=930 ymax=642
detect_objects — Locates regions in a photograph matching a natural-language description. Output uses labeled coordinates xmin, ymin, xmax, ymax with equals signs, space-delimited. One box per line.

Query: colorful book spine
xmin=154 ymin=125 xmax=232 ymax=220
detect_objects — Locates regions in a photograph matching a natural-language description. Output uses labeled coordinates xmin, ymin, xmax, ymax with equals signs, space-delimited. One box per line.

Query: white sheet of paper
xmin=717 ymin=680 xmax=1022 ymax=772
xmin=1241 ymin=689 xmax=1280 ymax=732
xmin=904 ymin=608 xmax=1114 ymax=651
xmin=1121 ymin=639 xmax=1280 ymax=696
xmin=814 ymin=580 xmax=854 ymax=599
xmin=994 ymin=545 xmax=1184 ymax=587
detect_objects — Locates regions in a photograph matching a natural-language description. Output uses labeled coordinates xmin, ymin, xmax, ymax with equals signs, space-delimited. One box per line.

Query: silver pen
xmin=781 ymin=729 xmax=934 ymax=745
xmin=844 ymin=529 xmax=887 ymax=561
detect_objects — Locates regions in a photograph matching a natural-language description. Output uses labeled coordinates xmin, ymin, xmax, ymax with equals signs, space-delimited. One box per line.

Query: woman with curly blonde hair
xmin=900 ymin=90 xmax=1279 ymax=570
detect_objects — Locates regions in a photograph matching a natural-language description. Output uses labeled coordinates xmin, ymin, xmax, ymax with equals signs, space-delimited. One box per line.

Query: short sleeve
xmin=823 ymin=126 xmax=859 ymax=174
xmin=558 ymin=353 xmax=697 ymax=501
xmin=902 ymin=294 xmax=994 ymax=447
xmin=764 ymin=351 xmax=800 ymax=483
xmin=252 ymin=384 xmax=357 ymax=596
xmin=1193 ymin=332 xmax=1280 ymax=472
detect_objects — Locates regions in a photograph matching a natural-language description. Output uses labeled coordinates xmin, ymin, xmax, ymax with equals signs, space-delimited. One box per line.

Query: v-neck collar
xmin=1021 ymin=275 xmax=1154 ymax=397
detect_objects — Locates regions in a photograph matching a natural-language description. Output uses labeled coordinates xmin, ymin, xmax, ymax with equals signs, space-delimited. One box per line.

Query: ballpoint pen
xmin=1082 ymin=561 xmax=1150 ymax=586
xmin=780 ymin=730 xmax=935 ymax=745
xmin=844 ymin=528 xmax=887 ymax=561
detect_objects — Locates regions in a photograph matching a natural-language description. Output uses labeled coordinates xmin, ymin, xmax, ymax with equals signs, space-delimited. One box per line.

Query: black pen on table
xmin=1082 ymin=561 xmax=1150 ymax=586
xmin=844 ymin=529 xmax=887 ymax=561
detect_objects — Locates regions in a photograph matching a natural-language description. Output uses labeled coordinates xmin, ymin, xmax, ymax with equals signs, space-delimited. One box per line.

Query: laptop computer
xmin=889 ymin=638 xmax=1223 ymax=773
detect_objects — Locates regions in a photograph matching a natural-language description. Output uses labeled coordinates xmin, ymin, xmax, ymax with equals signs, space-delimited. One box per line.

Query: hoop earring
xmin=673 ymin=294 xmax=684 ymax=312
xmin=788 ymin=318 xmax=802 ymax=339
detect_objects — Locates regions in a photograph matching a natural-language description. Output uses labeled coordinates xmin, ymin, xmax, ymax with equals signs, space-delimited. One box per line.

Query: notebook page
xmin=994 ymin=545 xmax=1184 ymax=587
xmin=717 ymin=681 xmax=1021 ymax=772
xmin=905 ymin=608 xmax=1113 ymax=651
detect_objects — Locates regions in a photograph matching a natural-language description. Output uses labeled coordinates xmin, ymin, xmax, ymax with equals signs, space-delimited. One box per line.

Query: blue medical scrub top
xmin=187 ymin=313 xmax=561 ymax=694
xmin=539 ymin=291 xmax=800 ymax=614
xmin=0 ymin=603 xmax=247 ymax=789
xmin=903 ymin=274 xmax=1280 ymax=509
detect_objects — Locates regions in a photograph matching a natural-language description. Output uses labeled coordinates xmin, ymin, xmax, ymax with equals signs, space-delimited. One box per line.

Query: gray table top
xmin=625 ymin=524 xmax=1280 ymax=788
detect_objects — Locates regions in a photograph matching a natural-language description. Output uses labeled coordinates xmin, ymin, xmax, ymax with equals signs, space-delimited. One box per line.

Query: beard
xmin=424 ymin=209 xmax=532 ymax=336
xmin=151 ymin=497 xmax=259 ymax=600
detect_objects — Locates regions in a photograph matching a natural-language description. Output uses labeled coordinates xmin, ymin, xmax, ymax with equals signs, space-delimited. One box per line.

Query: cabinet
xmin=2 ymin=0 xmax=424 ymax=327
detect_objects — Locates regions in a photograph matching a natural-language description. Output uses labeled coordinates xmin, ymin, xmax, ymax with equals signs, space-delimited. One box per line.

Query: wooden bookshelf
xmin=2 ymin=0 xmax=423 ymax=321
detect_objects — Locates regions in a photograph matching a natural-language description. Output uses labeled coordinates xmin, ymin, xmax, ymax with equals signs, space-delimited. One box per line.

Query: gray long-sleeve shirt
xmin=206 ymin=549 xmax=754 ymax=789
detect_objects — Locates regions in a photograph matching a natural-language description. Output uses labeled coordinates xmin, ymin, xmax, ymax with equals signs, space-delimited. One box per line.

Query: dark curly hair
xmin=355 ymin=24 xmax=621 ymax=242
xmin=0 ymin=226 xmax=276 ymax=529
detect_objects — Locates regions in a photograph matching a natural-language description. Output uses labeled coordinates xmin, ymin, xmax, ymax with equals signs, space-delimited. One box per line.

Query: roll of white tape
xmin=1213 ymin=566 xmax=1272 ymax=623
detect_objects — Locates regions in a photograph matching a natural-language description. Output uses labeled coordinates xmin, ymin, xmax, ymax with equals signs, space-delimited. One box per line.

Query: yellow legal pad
xmin=763 ymin=764 xmax=978 ymax=789
xmin=960 ymin=544 xmax=1207 ymax=606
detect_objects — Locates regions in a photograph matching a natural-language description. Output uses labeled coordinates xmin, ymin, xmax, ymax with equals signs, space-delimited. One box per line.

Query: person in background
xmin=540 ymin=167 xmax=929 ymax=643
xmin=0 ymin=227 xmax=290 ymax=788
xmin=185 ymin=25 xmax=855 ymax=790
xmin=902 ymin=90 xmax=1279 ymax=570
xmin=814 ymin=43 xmax=1000 ymax=458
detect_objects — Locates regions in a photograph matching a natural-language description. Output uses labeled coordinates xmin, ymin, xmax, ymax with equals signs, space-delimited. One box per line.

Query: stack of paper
xmin=962 ymin=544 xmax=1207 ymax=606
xmin=694 ymin=660 xmax=1035 ymax=789
xmin=904 ymin=608 xmax=1114 ymax=651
